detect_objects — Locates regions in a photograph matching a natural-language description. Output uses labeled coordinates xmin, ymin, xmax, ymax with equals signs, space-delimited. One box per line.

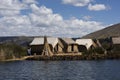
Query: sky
xmin=0 ymin=0 xmax=119 ymax=37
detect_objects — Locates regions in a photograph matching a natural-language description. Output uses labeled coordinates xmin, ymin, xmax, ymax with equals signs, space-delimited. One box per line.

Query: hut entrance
xmin=71 ymin=44 xmax=74 ymax=51
xmin=78 ymin=45 xmax=87 ymax=52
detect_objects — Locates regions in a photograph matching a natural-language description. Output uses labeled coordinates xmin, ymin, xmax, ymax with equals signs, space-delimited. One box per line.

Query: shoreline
xmin=0 ymin=56 xmax=30 ymax=62
xmin=0 ymin=58 xmax=25 ymax=62
xmin=25 ymin=53 xmax=120 ymax=61
xmin=1 ymin=53 xmax=120 ymax=62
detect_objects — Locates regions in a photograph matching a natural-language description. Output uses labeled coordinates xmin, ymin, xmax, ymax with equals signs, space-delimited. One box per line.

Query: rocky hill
xmin=82 ymin=23 xmax=120 ymax=39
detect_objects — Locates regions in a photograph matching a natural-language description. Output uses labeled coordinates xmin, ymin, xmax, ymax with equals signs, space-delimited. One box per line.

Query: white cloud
xmin=88 ymin=4 xmax=107 ymax=11
xmin=0 ymin=0 xmax=28 ymax=16
xmin=22 ymin=0 xmax=37 ymax=4
xmin=0 ymin=1 xmax=106 ymax=37
xmin=62 ymin=0 xmax=109 ymax=12
xmin=0 ymin=10 xmax=20 ymax=16
xmin=30 ymin=4 xmax=53 ymax=15
xmin=82 ymin=15 xmax=92 ymax=20
xmin=63 ymin=18 xmax=104 ymax=36
xmin=62 ymin=0 xmax=92 ymax=7
xmin=29 ymin=4 xmax=63 ymax=27
xmin=0 ymin=0 xmax=37 ymax=16
xmin=0 ymin=0 xmax=25 ymax=10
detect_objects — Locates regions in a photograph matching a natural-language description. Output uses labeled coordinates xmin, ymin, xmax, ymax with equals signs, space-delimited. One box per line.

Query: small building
xmin=112 ymin=37 xmax=120 ymax=44
xmin=112 ymin=37 xmax=120 ymax=53
xmin=76 ymin=39 xmax=98 ymax=51
xmin=30 ymin=37 xmax=64 ymax=55
xmin=30 ymin=37 xmax=44 ymax=55
xmin=46 ymin=37 xmax=64 ymax=54
xmin=60 ymin=38 xmax=78 ymax=53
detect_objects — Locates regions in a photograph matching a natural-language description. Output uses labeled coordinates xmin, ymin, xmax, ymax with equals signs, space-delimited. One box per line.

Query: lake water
xmin=0 ymin=60 xmax=120 ymax=80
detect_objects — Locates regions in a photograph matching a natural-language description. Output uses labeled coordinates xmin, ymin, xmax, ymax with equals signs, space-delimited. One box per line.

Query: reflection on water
xmin=0 ymin=60 xmax=120 ymax=80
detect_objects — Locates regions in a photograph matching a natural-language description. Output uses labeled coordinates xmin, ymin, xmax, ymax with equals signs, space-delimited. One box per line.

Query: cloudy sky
xmin=0 ymin=0 xmax=119 ymax=37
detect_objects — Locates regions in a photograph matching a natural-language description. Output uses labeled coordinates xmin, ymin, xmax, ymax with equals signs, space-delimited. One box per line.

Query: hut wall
xmin=54 ymin=45 xmax=63 ymax=53
xmin=31 ymin=45 xmax=44 ymax=55
xmin=48 ymin=44 xmax=53 ymax=52
xmin=66 ymin=44 xmax=78 ymax=53
xmin=67 ymin=45 xmax=72 ymax=52
xmin=57 ymin=45 xmax=63 ymax=53
xmin=78 ymin=45 xmax=87 ymax=52
xmin=73 ymin=45 xmax=79 ymax=52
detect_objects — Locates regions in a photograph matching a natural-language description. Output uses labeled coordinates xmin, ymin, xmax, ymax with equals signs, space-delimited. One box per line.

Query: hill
xmin=82 ymin=23 xmax=120 ymax=39
xmin=0 ymin=36 xmax=34 ymax=47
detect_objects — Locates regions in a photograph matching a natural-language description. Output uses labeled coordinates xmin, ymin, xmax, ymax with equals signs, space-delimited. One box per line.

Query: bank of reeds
xmin=0 ymin=43 xmax=27 ymax=61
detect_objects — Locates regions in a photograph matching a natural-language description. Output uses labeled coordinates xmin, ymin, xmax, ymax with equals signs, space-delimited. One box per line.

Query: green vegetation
xmin=86 ymin=47 xmax=104 ymax=54
xmin=0 ymin=43 xmax=27 ymax=60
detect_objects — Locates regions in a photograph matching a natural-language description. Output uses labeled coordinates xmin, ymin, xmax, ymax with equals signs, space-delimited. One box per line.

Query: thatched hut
xmin=53 ymin=38 xmax=64 ymax=54
xmin=30 ymin=38 xmax=44 ymax=55
xmin=76 ymin=39 xmax=98 ymax=51
xmin=112 ymin=37 xmax=120 ymax=44
xmin=112 ymin=37 xmax=120 ymax=53
xmin=45 ymin=37 xmax=64 ymax=54
xmin=30 ymin=37 xmax=64 ymax=55
xmin=60 ymin=38 xmax=78 ymax=53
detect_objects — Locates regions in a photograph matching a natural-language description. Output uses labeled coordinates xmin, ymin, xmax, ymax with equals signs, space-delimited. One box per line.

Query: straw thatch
xmin=30 ymin=37 xmax=64 ymax=55
xmin=60 ymin=38 xmax=78 ymax=53
xmin=112 ymin=37 xmax=120 ymax=52
xmin=42 ymin=36 xmax=53 ymax=56
xmin=76 ymin=39 xmax=98 ymax=50
xmin=112 ymin=37 xmax=120 ymax=44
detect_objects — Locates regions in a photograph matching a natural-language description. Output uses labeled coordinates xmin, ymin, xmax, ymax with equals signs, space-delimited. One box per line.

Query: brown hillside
xmin=82 ymin=23 xmax=120 ymax=39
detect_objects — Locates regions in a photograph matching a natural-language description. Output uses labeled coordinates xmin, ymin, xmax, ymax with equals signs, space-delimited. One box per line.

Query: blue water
xmin=0 ymin=60 xmax=120 ymax=80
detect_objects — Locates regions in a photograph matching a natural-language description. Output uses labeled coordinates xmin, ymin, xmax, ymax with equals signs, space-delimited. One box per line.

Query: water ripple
xmin=0 ymin=60 xmax=120 ymax=80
